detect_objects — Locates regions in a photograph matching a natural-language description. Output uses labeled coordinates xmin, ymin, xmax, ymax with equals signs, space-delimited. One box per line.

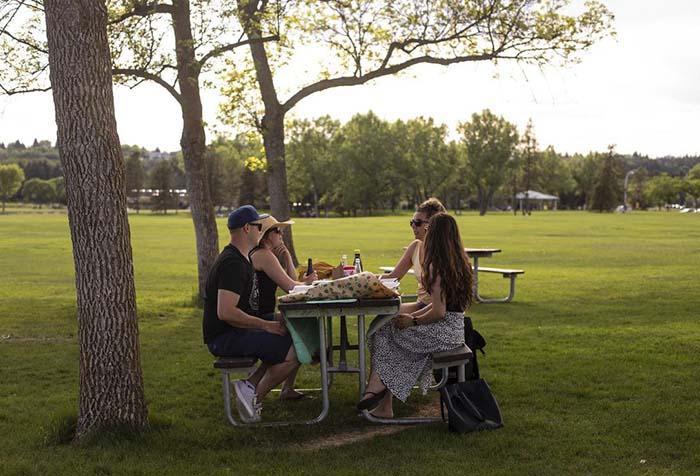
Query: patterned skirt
xmin=368 ymin=311 xmax=465 ymax=402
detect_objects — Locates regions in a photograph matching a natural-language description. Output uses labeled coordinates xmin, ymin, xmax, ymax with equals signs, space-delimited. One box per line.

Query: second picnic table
xmin=381 ymin=247 xmax=524 ymax=303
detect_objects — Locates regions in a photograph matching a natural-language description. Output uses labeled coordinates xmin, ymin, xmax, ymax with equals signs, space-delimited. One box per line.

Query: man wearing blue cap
xmin=203 ymin=205 xmax=300 ymax=422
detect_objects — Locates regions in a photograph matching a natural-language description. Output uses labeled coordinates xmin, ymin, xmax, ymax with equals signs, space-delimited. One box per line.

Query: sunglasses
xmin=249 ymin=223 xmax=263 ymax=231
xmin=410 ymin=219 xmax=428 ymax=227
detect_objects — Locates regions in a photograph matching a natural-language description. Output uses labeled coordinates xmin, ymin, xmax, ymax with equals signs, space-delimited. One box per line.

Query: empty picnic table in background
xmin=381 ymin=247 xmax=524 ymax=304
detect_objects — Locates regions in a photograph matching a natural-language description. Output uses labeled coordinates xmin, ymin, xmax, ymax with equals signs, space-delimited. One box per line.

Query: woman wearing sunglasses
xmin=359 ymin=213 xmax=474 ymax=417
xmin=383 ymin=197 xmax=446 ymax=312
xmin=245 ymin=215 xmax=317 ymax=400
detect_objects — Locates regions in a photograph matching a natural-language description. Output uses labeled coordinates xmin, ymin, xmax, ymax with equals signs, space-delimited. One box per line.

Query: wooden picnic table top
xmin=465 ymin=247 xmax=501 ymax=257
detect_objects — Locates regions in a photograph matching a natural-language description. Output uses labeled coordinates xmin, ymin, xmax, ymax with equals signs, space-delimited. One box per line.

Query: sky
xmin=1 ymin=0 xmax=698 ymax=157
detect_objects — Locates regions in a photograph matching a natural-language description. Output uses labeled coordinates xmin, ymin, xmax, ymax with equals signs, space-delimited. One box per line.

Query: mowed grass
xmin=1 ymin=211 xmax=700 ymax=475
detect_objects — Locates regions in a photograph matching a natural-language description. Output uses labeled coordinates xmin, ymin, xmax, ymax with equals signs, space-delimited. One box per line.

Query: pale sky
xmin=1 ymin=1 xmax=698 ymax=157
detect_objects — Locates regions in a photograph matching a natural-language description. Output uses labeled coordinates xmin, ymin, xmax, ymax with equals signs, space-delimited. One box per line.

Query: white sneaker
xmin=234 ymin=380 xmax=260 ymax=422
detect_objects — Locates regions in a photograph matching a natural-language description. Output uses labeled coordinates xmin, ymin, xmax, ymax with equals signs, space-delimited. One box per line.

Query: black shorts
xmin=207 ymin=315 xmax=292 ymax=364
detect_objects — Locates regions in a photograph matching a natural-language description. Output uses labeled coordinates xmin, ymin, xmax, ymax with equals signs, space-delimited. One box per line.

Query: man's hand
xmin=393 ymin=313 xmax=414 ymax=329
xmin=303 ymin=271 xmax=318 ymax=284
xmin=265 ymin=320 xmax=288 ymax=336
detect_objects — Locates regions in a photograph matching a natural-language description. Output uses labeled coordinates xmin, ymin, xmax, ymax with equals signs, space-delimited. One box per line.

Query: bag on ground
xmin=439 ymin=379 xmax=503 ymax=433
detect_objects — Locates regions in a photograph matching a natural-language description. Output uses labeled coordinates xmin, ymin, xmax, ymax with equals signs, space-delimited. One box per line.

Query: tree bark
xmin=172 ymin=0 xmax=220 ymax=298
xmin=242 ymin=7 xmax=298 ymax=264
xmin=44 ymin=0 xmax=147 ymax=441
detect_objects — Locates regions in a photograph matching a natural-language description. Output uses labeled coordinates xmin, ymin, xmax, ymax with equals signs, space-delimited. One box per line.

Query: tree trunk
xmin=172 ymin=0 xmax=220 ymax=299
xmin=477 ymin=187 xmax=487 ymax=216
xmin=243 ymin=8 xmax=298 ymax=265
xmin=312 ymin=185 xmax=319 ymax=218
xmin=261 ymin=112 xmax=297 ymax=265
xmin=44 ymin=0 xmax=147 ymax=442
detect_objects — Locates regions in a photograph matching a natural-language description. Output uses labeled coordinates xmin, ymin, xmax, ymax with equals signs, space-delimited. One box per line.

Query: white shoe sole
xmin=234 ymin=381 xmax=257 ymax=421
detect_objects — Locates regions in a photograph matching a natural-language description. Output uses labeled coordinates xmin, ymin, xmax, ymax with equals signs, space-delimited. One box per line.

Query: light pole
xmin=623 ymin=169 xmax=637 ymax=212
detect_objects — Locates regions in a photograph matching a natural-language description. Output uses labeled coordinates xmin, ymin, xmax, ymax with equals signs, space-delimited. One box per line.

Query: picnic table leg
xmin=326 ymin=316 xmax=334 ymax=388
xmin=309 ymin=315 xmax=330 ymax=424
xmin=477 ymin=274 xmax=517 ymax=304
xmin=339 ymin=315 xmax=349 ymax=371
xmin=358 ymin=313 xmax=366 ymax=397
xmin=472 ymin=256 xmax=482 ymax=302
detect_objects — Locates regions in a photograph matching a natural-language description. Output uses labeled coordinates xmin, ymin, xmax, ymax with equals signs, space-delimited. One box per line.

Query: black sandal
xmin=356 ymin=388 xmax=388 ymax=411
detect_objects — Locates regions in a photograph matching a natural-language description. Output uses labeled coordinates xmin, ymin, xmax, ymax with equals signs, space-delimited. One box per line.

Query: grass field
xmin=1 ymin=211 xmax=699 ymax=475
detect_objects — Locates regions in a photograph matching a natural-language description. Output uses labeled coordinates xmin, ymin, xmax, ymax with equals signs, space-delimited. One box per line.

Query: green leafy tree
xmin=21 ymin=177 xmax=55 ymax=208
xmin=332 ymin=112 xmax=395 ymax=216
xmin=567 ymin=153 xmax=602 ymax=209
xmin=0 ymin=163 xmax=25 ymax=213
xmin=518 ymin=119 xmax=539 ymax=215
xmin=591 ymin=146 xmax=623 ymax=212
xmin=223 ymin=0 xmax=614 ymax=258
xmin=393 ymin=117 xmax=457 ymax=205
xmin=531 ymin=146 xmax=574 ymax=209
xmin=48 ymin=176 xmax=66 ymax=205
xmin=627 ymin=167 xmax=649 ymax=210
xmin=206 ymin=136 xmax=246 ymax=212
xmin=458 ymin=110 xmax=519 ymax=216
xmin=687 ymin=163 xmax=700 ymax=181
xmin=149 ymin=160 xmax=176 ymax=214
xmin=125 ymin=152 xmax=145 ymax=213
xmin=682 ymin=178 xmax=700 ymax=209
xmin=644 ymin=174 xmax=681 ymax=210
xmin=286 ymin=116 xmax=341 ymax=217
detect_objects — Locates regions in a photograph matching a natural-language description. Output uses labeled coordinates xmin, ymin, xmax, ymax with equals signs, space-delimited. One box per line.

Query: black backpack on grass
xmin=437 ymin=316 xmax=503 ymax=433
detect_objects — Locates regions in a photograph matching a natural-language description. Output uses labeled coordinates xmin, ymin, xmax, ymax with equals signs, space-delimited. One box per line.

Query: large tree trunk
xmin=242 ymin=5 xmax=297 ymax=264
xmin=172 ymin=0 xmax=219 ymax=298
xmin=44 ymin=0 xmax=148 ymax=442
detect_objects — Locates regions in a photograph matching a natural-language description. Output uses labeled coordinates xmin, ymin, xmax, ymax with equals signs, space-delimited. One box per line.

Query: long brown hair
xmin=422 ymin=213 xmax=474 ymax=311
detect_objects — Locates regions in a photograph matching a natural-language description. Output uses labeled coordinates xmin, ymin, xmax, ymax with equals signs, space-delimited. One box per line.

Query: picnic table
xmin=381 ymin=247 xmax=524 ymax=303
xmin=279 ymin=297 xmax=401 ymax=424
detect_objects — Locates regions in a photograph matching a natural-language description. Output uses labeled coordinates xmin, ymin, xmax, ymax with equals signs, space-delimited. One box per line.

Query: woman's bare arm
xmin=385 ymin=240 xmax=419 ymax=279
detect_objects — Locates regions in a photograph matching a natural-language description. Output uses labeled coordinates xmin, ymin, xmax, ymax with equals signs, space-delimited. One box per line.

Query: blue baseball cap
xmin=227 ymin=205 xmax=269 ymax=230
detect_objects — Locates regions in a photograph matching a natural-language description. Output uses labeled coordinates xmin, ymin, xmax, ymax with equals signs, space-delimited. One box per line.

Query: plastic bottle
xmin=340 ymin=254 xmax=347 ymax=267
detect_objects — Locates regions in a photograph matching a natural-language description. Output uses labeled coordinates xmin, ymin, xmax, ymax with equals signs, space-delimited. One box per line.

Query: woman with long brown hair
xmin=384 ymin=197 xmax=446 ymax=309
xmin=358 ymin=213 xmax=474 ymax=417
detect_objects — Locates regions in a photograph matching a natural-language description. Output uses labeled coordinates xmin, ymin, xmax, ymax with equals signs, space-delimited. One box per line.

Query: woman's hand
xmin=303 ymin=271 xmax=318 ymax=284
xmin=393 ymin=313 xmax=414 ymax=329
xmin=271 ymin=243 xmax=289 ymax=261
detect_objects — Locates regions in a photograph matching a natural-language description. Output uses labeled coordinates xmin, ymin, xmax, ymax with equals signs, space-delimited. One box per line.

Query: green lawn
xmin=1 ymin=211 xmax=699 ymax=475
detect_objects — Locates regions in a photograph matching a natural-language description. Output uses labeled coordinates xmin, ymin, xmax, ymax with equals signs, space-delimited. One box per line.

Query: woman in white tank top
xmin=384 ymin=198 xmax=446 ymax=313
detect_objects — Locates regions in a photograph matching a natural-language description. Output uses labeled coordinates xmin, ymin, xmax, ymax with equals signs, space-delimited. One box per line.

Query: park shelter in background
xmin=515 ymin=190 xmax=560 ymax=211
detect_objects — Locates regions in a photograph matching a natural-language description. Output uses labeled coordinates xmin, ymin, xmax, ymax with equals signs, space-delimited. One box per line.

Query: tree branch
xmin=112 ymin=67 xmax=182 ymax=104
xmin=0 ymin=82 xmax=50 ymax=95
xmin=109 ymin=2 xmax=174 ymax=25
xmin=283 ymin=52 xmax=496 ymax=112
xmin=0 ymin=29 xmax=48 ymax=53
xmin=197 ymin=34 xmax=279 ymax=68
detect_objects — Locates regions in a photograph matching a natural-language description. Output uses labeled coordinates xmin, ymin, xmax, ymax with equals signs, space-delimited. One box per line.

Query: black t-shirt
xmin=202 ymin=244 xmax=254 ymax=343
